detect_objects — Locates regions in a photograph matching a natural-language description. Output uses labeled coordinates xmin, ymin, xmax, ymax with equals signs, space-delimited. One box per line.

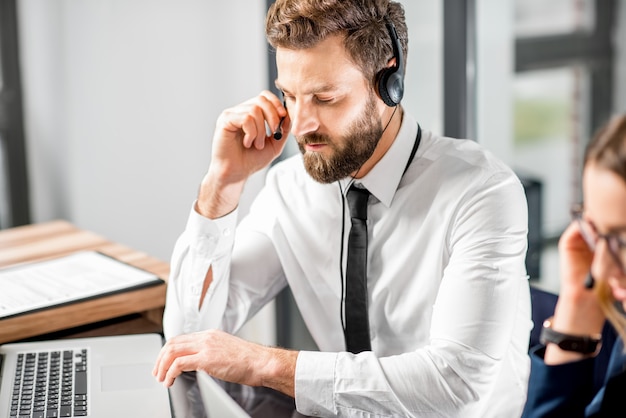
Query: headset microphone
xmin=377 ymin=20 xmax=405 ymax=107
xmin=273 ymin=100 xmax=287 ymax=140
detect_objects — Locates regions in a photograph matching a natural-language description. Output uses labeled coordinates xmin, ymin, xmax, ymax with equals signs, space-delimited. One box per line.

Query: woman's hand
xmin=544 ymin=222 xmax=604 ymax=364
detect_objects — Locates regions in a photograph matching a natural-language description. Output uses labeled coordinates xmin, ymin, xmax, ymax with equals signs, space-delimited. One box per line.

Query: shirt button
xmin=223 ymin=228 xmax=231 ymax=237
xmin=191 ymin=286 xmax=200 ymax=296
xmin=312 ymin=411 xmax=320 ymax=416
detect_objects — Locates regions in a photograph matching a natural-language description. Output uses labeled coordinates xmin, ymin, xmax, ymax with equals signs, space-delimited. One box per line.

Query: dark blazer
xmin=522 ymin=336 xmax=626 ymax=417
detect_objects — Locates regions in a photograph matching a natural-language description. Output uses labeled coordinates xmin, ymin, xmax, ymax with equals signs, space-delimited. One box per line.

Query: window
xmin=514 ymin=67 xmax=587 ymax=236
xmin=515 ymin=0 xmax=595 ymax=38
xmin=514 ymin=0 xmax=616 ymax=289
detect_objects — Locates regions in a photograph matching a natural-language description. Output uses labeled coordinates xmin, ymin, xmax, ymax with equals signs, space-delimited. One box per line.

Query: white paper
xmin=0 ymin=251 xmax=162 ymax=318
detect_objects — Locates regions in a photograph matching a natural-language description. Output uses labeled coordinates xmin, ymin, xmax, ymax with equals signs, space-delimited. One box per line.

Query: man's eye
xmin=315 ymin=96 xmax=334 ymax=104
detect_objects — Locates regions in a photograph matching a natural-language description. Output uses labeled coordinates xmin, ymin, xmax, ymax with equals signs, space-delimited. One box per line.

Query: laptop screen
xmin=198 ymin=371 xmax=251 ymax=417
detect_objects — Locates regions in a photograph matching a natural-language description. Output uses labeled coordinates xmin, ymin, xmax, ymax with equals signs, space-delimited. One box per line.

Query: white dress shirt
xmin=163 ymin=113 xmax=532 ymax=417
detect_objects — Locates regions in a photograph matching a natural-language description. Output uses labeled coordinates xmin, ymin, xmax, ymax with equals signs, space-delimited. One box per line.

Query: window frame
xmin=0 ymin=0 xmax=30 ymax=228
xmin=515 ymin=0 xmax=616 ymax=147
xmin=443 ymin=0 xmax=477 ymax=140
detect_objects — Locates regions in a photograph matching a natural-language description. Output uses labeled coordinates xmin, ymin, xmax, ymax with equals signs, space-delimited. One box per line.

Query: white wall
xmin=18 ymin=0 xmax=268 ymax=262
xmin=476 ymin=0 xmax=515 ymax=164
xmin=400 ymin=1 xmax=443 ymax=135
xmin=18 ymin=0 xmax=273 ymax=344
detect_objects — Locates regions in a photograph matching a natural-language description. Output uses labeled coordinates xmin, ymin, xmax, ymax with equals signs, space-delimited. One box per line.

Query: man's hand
xmin=152 ymin=329 xmax=298 ymax=397
xmin=198 ymin=91 xmax=290 ymax=219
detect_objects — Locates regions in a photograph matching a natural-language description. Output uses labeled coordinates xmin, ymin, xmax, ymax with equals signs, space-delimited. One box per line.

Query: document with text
xmin=0 ymin=250 xmax=164 ymax=319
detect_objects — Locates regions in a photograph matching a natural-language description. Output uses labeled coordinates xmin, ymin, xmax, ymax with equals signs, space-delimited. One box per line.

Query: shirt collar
xmin=339 ymin=112 xmax=419 ymax=207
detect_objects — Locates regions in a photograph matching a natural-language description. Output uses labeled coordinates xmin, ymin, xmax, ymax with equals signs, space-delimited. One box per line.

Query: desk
xmin=0 ymin=220 xmax=169 ymax=344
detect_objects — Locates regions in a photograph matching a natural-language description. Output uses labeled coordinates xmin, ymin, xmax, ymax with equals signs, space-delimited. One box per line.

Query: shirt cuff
xmin=187 ymin=200 xmax=238 ymax=259
xmin=295 ymin=351 xmax=337 ymax=416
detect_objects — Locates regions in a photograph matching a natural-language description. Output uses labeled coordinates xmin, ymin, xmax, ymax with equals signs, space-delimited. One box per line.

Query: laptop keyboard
xmin=10 ymin=348 xmax=88 ymax=418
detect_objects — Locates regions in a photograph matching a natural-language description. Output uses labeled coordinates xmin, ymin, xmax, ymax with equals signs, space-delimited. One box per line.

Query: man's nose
xmin=288 ymin=101 xmax=320 ymax=137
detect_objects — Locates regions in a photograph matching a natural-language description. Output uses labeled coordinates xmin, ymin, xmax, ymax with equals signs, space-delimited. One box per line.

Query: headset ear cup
xmin=377 ymin=69 xmax=394 ymax=107
xmin=377 ymin=20 xmax=405 ymax=107
xmin=377 ymin=68 xmax=403 ymax=107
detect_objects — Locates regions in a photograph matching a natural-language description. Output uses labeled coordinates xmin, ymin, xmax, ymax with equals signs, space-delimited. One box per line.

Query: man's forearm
xmin=260 ymin=347 xmax=299 ymax=398
xmin=196 ymin=169 xmax=246 ymax=219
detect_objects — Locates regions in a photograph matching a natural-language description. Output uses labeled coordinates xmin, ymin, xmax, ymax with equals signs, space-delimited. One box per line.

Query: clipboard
xmin=0 ymin=250 xmax=164 ymax=319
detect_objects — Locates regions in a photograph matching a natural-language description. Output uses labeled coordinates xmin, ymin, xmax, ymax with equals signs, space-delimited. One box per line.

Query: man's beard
xmin=297 ymin=94 xmax=383 ymax=184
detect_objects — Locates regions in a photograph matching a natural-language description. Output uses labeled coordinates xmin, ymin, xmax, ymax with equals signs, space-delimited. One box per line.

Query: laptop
xmin=197 ymin=371 xmax=250 ymax=418
xmin=0 ymin=333 xmax=172 ymax=418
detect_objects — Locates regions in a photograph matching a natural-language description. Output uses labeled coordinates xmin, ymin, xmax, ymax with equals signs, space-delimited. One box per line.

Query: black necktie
xmin=344 ymin=184 xmax=372 ymax=353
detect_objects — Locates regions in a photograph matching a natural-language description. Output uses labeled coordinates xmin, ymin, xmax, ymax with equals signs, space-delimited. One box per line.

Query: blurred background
xmin=1 ymin=0 xmax=625 ymax=348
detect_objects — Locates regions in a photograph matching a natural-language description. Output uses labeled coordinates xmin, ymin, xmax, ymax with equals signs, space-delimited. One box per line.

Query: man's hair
xmin=265 ymin=0 xmax=408 ymax=90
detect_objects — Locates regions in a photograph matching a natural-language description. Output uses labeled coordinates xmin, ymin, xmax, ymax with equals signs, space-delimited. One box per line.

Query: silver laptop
xmin=0 ymin=333 xmax=171 ymax=418
xmin=198 ymin=371 xmax=250 ymax=418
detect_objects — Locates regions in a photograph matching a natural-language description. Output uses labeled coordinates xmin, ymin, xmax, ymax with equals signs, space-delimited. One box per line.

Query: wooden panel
xmin=0 ymin=221 xmax=106 ymax=267
xmin=0 ymin=220 xmax=170 ymax=343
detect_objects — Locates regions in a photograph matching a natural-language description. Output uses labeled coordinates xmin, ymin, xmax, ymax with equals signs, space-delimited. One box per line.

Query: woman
xmin=523 ymin=114 xmax=626 ymax=417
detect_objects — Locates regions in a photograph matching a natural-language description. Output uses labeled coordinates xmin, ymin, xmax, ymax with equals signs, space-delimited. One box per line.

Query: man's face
xmin=275 ymin=35 xmax=386 ymax=183
xmin=296 ymin=92 xmax=382 ymax=183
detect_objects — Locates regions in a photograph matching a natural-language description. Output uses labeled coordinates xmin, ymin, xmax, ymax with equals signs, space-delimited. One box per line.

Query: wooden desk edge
xmin=0 ymin=220 xmax=171 ymax=344
xmin=0 ymin=282 xmax=168 ymax=344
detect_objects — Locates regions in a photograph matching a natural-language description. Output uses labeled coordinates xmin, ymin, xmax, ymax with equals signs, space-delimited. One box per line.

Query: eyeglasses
xmin=571 ymin=203 xmax=626 ymax=274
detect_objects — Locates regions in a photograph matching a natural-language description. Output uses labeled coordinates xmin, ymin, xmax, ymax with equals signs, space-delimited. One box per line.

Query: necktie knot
xmin=347 ymin=185 xmax=370 ymax=221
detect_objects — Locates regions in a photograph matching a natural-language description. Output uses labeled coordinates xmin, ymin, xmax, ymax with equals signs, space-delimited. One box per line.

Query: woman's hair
xmin=585 ymin=114 xmax=626 ymax=343
xmin=265 ymin=0 xmax=407 ymax=91
xmin=585 ymin=115 xmax=626 ymax=179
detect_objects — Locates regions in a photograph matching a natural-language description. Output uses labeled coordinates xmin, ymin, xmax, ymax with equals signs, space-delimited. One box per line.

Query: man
xmin=153 ymin=0 xmax=532 ymax=416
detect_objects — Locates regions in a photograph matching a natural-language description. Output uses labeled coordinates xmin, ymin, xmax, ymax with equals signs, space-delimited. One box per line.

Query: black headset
xmin=376 ymin=20 xmax=404 ymax=107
